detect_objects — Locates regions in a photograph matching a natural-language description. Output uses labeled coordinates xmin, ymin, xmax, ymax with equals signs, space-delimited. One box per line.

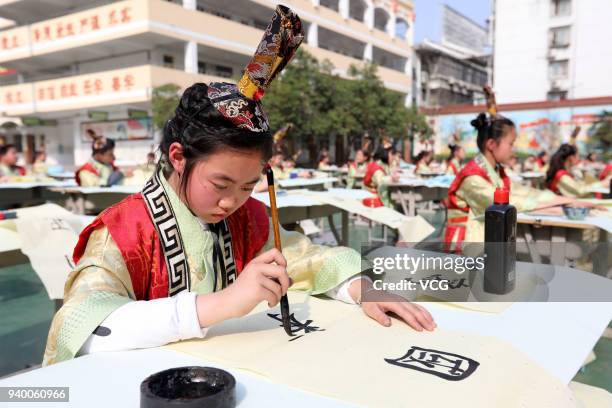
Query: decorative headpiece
xmin=207 ymin=5 xmax=304 ymax=133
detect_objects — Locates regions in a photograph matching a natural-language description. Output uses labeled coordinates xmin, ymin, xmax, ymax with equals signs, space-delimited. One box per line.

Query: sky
xmin=413 ymin=0 xmax=491 ymax=44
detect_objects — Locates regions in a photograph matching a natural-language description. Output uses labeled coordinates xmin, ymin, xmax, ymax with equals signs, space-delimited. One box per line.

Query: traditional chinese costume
xmin=75 ymin=158 xmax=117 ymax=187
xmin=445 ymin=154 xmax=556 ymax=245
xmin=43 ymin=169 xmax=361 ymax=365
xmin=44 ymin=5 xmax=363 ymax=366
xmin=445 ymin=158 xmax=461 ymax=176
xmin=363 ymin=160 xmax=392 ymax=207
xmin=346 ymin=161 xmax=365 ymax=189
xmin=0 ymin=162 xmax=26 ymax=178
xmin=548 ymin=169 xmax=600 ymax=198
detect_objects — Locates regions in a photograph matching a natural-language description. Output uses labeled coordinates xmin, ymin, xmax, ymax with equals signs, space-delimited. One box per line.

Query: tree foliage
xmin=264 ymin=49 xmax=431 ymax=152
xmin=152 ymin=84 xmax=181 ymax=132
xmin=590 ymin=110 xmax=612 ymax=155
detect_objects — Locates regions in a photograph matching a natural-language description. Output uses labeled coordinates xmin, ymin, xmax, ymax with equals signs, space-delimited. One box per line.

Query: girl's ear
xmin=168 ymin=142 xmax=186 ymax=174
xmin=484 ymin=137 xmax=497 ymax=153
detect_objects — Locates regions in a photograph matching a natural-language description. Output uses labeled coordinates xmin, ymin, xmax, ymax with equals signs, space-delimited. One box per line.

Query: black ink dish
xmin=140 ymin=366 xmax=236 ymax=408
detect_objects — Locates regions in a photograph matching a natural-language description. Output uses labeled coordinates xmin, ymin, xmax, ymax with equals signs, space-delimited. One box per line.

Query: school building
xmin=0 ymin=0 xmax=414 ymax=168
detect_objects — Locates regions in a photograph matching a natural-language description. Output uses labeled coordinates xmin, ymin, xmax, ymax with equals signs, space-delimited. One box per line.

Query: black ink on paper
xmin=267 ymin=313 xmax=325 ymax=341
xmin=385 ymin=346 xmax=479 ymax=381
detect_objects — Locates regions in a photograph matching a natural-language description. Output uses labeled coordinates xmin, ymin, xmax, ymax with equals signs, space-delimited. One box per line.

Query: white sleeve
xmin=325 ymin=276 xmax=372 ymax=305
xmin=78 ymin=291 xmax=207 ymax=355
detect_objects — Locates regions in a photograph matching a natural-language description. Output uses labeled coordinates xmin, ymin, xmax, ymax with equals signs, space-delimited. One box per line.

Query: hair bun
xmin=470 ymin=113 xmax=488 ymax=131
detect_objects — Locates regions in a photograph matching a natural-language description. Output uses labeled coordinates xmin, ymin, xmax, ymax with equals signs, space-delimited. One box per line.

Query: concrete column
xmin=307 ymin=22 xmax=319 ymax=47
xmin=363 ymin=43 xmax=372 ymax=61
xmin=339 ymin=0 xmax=349 ymax=19
xmin=183 ymin=0 xmax=196 ymax=11
xmin=387 ymin=12 xmax=396 ymax=38
xmin=364 ymin=3 xmax=374 ymax=29
xmin=184 ymin=41 xmax=198 ymax=74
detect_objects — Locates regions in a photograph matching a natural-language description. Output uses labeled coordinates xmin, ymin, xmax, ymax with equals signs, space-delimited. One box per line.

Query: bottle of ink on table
xmin=484 ymin=188 xmax=516 ymax=294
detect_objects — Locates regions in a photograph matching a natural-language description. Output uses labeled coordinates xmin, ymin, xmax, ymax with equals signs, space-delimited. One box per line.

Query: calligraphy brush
xmin=265 ymin=164 xmax=294 ymax=336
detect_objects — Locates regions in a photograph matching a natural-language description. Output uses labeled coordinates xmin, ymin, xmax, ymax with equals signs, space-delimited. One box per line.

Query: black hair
xmin=414 ymin=150 xmax=430 ymax=164
xmin=447 ymin=144 xmax=461 ymax=162
xmin=374 ymin=145 xmax=392 ymax=165
xmin=470 ymin=113 xmax=515 ymax=153
xmin=545 ymin=143 xmax=577 ymax=187
xmin=92 ymin=137 xmax=115 ymax=155
xmin=160 ymin=82 xmax=273 ymax=197
xmin=537 ymin=151 xmax=548 ymax=159
xmin=0 ymin=144 xmax=16 ymax=156
xmin=586 ymin=152 xmax=596 ymax=162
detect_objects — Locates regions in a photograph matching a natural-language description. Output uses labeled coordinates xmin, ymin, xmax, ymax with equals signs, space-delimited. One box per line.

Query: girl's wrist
xmin=348 ymin=277 xmax=374 ymax=304
xmin=196 ymin=290 xmax=236 ymax=328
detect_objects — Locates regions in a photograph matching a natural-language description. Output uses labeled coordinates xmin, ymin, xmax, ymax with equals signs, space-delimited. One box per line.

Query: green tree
xmin=264 ymin=49 xmax=431 ymax=162
xmin=590 ymin=110 xmax=612 ymax=157
xmin=152 ymin=84 xmax=181 ymax=132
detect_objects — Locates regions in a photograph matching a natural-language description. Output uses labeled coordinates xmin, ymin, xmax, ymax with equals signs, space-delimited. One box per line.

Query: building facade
xmin=415 ymin=40 xmax=488 ymax=108
xmin=493 ymin=0 xmax=612 ymax=104
xmin=0 ymin=0 xmax=414 ymax=167
xmin=413 ymin=5 xmax=489 ymax=109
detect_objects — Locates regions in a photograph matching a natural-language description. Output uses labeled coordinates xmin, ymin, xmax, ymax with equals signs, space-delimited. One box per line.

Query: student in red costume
xmin=44 ymin=6 xmax=435 ymax=367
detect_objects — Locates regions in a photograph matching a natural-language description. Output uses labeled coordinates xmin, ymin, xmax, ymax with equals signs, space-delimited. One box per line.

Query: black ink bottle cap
xmin=140 ymin=366 xmax=236 ymax=408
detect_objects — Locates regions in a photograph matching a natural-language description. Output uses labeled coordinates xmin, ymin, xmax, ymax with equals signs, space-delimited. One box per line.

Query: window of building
xmin=320 ymin=0 xmax=339 ymax=12
xmin=549 ymin=59 xmax=569 ymax=79
xmin=551 ymin=0 xmax=571 ymax=17
xmin=197 ymin=60 xmax=206 ymax=74
xmin=215 ymin=65 xmax=233 ymax=78
xmin=395 ymin=19 xmax=409 ymax=40
xmin=163 ymin=55 xmax=174 ymax=68
xmin=549 ymin=26 xmax=571 ymax=48
xmin=547 ymin=90 xmax=568 ymax=101
xmin=374 ymin=8 xmax=390 ymax=31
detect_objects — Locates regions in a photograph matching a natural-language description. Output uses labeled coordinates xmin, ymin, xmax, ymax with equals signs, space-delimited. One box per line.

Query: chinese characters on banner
xmin=32 ymin=6 xmax=132 ymax=44
xmin=0 ymin=34 xmax=20 ymax=50
xmin=1 ymin=72 xmax=138 ymax=107
xmin=0 ymin=5 xmax=134 ymax=53
xmin=35 ymin=73 xmax=137 ymax=102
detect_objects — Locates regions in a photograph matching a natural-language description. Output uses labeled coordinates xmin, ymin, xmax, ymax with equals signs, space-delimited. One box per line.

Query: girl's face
xmin=457 ymin=147 xmax=465 ymax=160
xmin=270 ymin=154 xmax=283 ymax=167
xmin=185 ymin=150 xmax=263 ymax=223
xmin=2 ymin=148 xmax=18 ymax=165
xmin=487 ymin=126 xmax=516 ymax=165
xmin=95 ymin=149 xmax=115 ymax=165
xmin=355 ymin=150 xmax=365 ymax=163
xmin=568 ymin=153 xmax=579 ymax=167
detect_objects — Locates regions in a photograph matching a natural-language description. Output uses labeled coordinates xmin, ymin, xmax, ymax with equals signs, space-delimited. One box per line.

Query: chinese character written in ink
xmin=267 ymin=313 xmax=325 ymax=341
xmin=385 ymin=346 xmax=480 ymax=381
xmin=49 ymin=218 xmax=70 ymax=231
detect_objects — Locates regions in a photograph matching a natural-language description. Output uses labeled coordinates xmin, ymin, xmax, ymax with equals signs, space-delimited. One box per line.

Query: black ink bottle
xmin=484 ymin=188 xmax=516 ymax=294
